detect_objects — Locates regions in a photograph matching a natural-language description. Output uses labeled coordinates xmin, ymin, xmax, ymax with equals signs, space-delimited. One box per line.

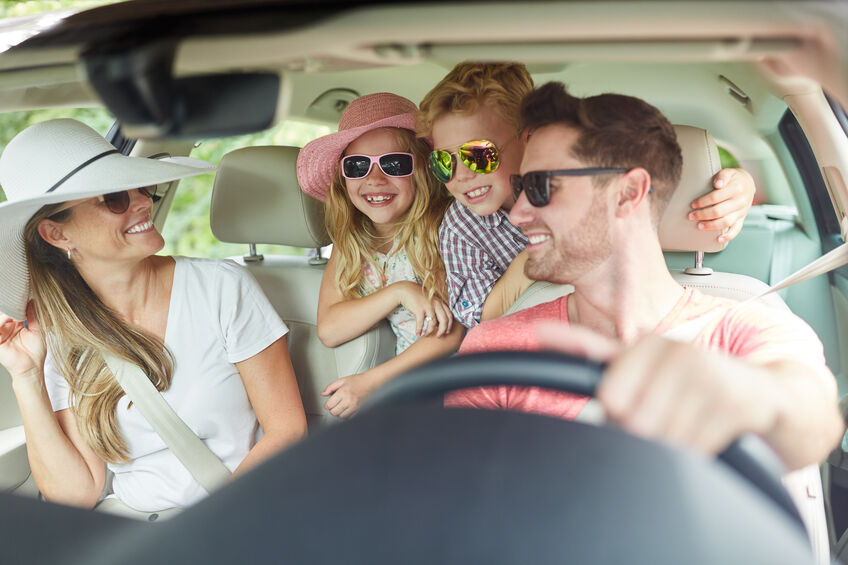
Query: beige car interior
xmin=0 ymin=5 xmax=847 ymax=561
xmin=209 ymin=145 xmax=396 ymax=429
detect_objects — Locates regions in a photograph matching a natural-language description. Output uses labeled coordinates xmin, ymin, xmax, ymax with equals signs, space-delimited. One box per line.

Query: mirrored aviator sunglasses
xmin=510 ymin=168 xmax=631 ymax=207
xmin=341 ymin=152 xmax=415 ymax=179
xmin=428 ymin=139 xmax=500 ymax=184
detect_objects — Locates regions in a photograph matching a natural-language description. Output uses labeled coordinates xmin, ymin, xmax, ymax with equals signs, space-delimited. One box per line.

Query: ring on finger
xmin=422 ymin=315 xmax=433 ymax=331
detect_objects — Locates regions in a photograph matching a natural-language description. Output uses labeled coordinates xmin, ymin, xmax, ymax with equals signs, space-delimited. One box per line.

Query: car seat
xmin=504 ymin=124 xmax=828 ymax=564
xmin=210 ymin=145 xmax=396 ymax=429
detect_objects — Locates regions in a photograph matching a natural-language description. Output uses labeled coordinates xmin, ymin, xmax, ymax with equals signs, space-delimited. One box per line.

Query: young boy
xmin=417 ymin=62 xmax=756 ymax=328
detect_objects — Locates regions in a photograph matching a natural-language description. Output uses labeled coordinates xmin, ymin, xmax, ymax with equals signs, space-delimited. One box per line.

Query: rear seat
xmin=665 ymin=203 xmax=840 ymax=379
xmin=210 ymin=145 xmax=396 ymax=429
xmin=665 ymin=204 xmax=799 ymax=287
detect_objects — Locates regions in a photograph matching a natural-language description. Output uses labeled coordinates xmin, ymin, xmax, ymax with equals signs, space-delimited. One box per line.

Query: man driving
xmin=445 ymin=82 xmax=843 ymax=471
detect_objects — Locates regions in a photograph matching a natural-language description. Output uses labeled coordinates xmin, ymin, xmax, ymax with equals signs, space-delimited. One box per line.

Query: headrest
xmin=210 ymin=146 xmax=331 ymax=248
xmin=658 ymin=125 xmax=725 ymax=253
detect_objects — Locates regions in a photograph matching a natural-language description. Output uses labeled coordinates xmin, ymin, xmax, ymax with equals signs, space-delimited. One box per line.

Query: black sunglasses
xmin=101 ymin=186 xmax=161 ymax=214
xmin=49 ymin=186 xmax=161 ymax=219
xmin=510 ymin=168 xmax=632 ymax=207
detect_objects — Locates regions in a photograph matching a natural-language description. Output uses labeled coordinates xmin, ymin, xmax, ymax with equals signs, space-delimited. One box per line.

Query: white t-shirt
xmin=44 ymin=257 xmax=289 ymax=512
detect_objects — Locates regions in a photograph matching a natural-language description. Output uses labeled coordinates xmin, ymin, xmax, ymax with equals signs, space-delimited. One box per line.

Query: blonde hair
xmin=325 ymin=127 xmax=451 ymax=302
xmin=24 ymin=205 xmax=174 ymax=464
xmin=417 ymin=62 xmax=535 ymax=139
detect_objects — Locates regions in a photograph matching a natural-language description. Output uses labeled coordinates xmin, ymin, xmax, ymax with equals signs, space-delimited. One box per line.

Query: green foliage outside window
xmin=718 ymin=146 xmax=741 ymax=170
xmin=0 ymin=0 xmax=121 ymax=18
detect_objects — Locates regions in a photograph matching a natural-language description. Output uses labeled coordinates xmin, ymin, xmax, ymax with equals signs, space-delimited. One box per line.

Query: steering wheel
xmin=364 ymin=350 xmax=805 ymax=531
xmin=28 ymin=349 xmax=814 ymax=565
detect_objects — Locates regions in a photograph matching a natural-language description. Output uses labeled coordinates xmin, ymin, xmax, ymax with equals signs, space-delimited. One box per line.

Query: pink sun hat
xmin=296 ymin=92 xmax=418 ymax=202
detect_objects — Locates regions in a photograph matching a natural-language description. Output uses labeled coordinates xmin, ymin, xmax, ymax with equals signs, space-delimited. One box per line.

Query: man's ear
xmin=614 ymin=167 xmax=652 ymax=218
xmin=36 ymin=219 xmax=71 ymax=252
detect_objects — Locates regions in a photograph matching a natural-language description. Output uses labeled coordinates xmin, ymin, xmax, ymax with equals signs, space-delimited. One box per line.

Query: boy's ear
xmin=36 ymin=219 xmax=72 ymax=252
xmin=614 ymin=167 xmax=652 ymax=218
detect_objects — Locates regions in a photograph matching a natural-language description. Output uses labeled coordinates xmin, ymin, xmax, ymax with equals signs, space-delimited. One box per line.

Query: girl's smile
xmin=362 ymin=192 xmax=397 ymax=206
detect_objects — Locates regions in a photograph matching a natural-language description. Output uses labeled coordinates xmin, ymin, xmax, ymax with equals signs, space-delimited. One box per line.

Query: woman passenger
xmin=0 ymin=119 xmax=307 ymax=517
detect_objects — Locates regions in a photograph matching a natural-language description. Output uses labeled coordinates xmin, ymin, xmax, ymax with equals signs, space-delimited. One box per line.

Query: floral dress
xmin=361 ymin=245 xmax=420 ymax=354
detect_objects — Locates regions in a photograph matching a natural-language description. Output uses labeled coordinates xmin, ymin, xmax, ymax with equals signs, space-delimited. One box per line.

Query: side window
xmin=717 ymin=146 xmax=740 ymax=169
xmin=160 ymin=120 xmax=333 ymax=259
xmin=0 ymin=108 xmax=115 ymax=202
xmin=779 ymin=108 xmax=842 ymax=237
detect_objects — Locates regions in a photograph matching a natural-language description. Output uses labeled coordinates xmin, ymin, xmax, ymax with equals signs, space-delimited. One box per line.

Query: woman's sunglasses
xmin=428 ymin=139 xmax=502 ymax=184
xmin=341 ymin=152 xmax=415 ymax=180
xmin=101 ymin=186 xmax=161 ymax=214
xmin=510 ymin=168 xmax=632 ymax=207
xmin=49 ymin=186 xmax=161 ymax=218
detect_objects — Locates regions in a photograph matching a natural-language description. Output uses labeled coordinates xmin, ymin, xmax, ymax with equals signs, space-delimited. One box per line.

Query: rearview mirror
xmin=84 ymin=40 xmax=279 ymax=139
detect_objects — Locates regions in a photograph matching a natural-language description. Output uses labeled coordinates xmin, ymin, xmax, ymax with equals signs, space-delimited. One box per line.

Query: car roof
xmin=1 ymin=1 xmax=845 ymax=112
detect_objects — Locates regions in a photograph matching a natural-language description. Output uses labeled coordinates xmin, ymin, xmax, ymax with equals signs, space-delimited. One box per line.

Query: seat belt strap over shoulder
xmin=763 ymin=241 xmax=848 ymax=297
xmin=102 ymin=352 xmax=232 ymax=494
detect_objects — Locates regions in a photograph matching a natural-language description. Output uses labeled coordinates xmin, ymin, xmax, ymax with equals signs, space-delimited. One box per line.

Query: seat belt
xmin=666 ymin=241 xmax=848 ymax=343
xmin=102 ymin=352 xmax=232 ymax=494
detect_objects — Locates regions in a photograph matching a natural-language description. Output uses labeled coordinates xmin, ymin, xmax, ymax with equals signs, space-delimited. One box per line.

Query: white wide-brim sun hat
xmin=0 ymin=118 xmax=217 ymax=321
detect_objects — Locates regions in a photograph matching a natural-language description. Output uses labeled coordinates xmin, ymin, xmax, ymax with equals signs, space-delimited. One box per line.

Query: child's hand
xmin=322 ymin=371 xmax=380 ymax=419
xmin=426 ymin=297 xmax=454 ymax=338
xmin=687 ymin=167 xmax=755 ymax=244
xmin=393 ymin=281 xmax=453 ymax=338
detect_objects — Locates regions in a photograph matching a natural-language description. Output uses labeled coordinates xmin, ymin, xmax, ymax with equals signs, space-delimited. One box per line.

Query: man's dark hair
xmin=519 ymin=82 xmax=682 ymax=222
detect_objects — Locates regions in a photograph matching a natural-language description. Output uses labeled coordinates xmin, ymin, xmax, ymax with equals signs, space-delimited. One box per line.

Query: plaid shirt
xmin=439 ymin=200 xmax=528 ymax=328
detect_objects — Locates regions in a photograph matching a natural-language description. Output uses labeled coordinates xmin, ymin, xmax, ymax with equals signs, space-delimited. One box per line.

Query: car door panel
xmin=0 ymin=366 xmax=29 ymax=494
xmin=0 ymin=426 xmax=28 ymax=492
xmin=831 ymin=275 xmax=848 ymax=394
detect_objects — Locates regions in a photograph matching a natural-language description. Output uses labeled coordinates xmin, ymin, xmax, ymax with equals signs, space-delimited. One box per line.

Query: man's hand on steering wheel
xmin=534 ymin=321 xmax=777 ymax=457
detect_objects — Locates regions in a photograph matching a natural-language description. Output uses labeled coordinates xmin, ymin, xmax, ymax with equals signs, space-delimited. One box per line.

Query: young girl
xmin=296 ymin=92 xmax=464 ymax=419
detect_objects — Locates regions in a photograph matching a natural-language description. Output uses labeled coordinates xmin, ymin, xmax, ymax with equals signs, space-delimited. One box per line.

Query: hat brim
xmin=0 ymin=153 xmax=216 ymax=321
xmin=296 ymin=112 xmax=417 ymax=202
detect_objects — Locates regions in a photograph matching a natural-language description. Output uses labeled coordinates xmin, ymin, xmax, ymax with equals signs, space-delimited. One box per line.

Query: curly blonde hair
xmin=325 ymin=127 xmax=451 ymax=302
xmin=417 ymin=62 xmax=535 ymax=139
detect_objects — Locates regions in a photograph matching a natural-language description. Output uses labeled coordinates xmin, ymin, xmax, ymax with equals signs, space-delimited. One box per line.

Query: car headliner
xmin=0 ymin=1 xmax=845 ymax=116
